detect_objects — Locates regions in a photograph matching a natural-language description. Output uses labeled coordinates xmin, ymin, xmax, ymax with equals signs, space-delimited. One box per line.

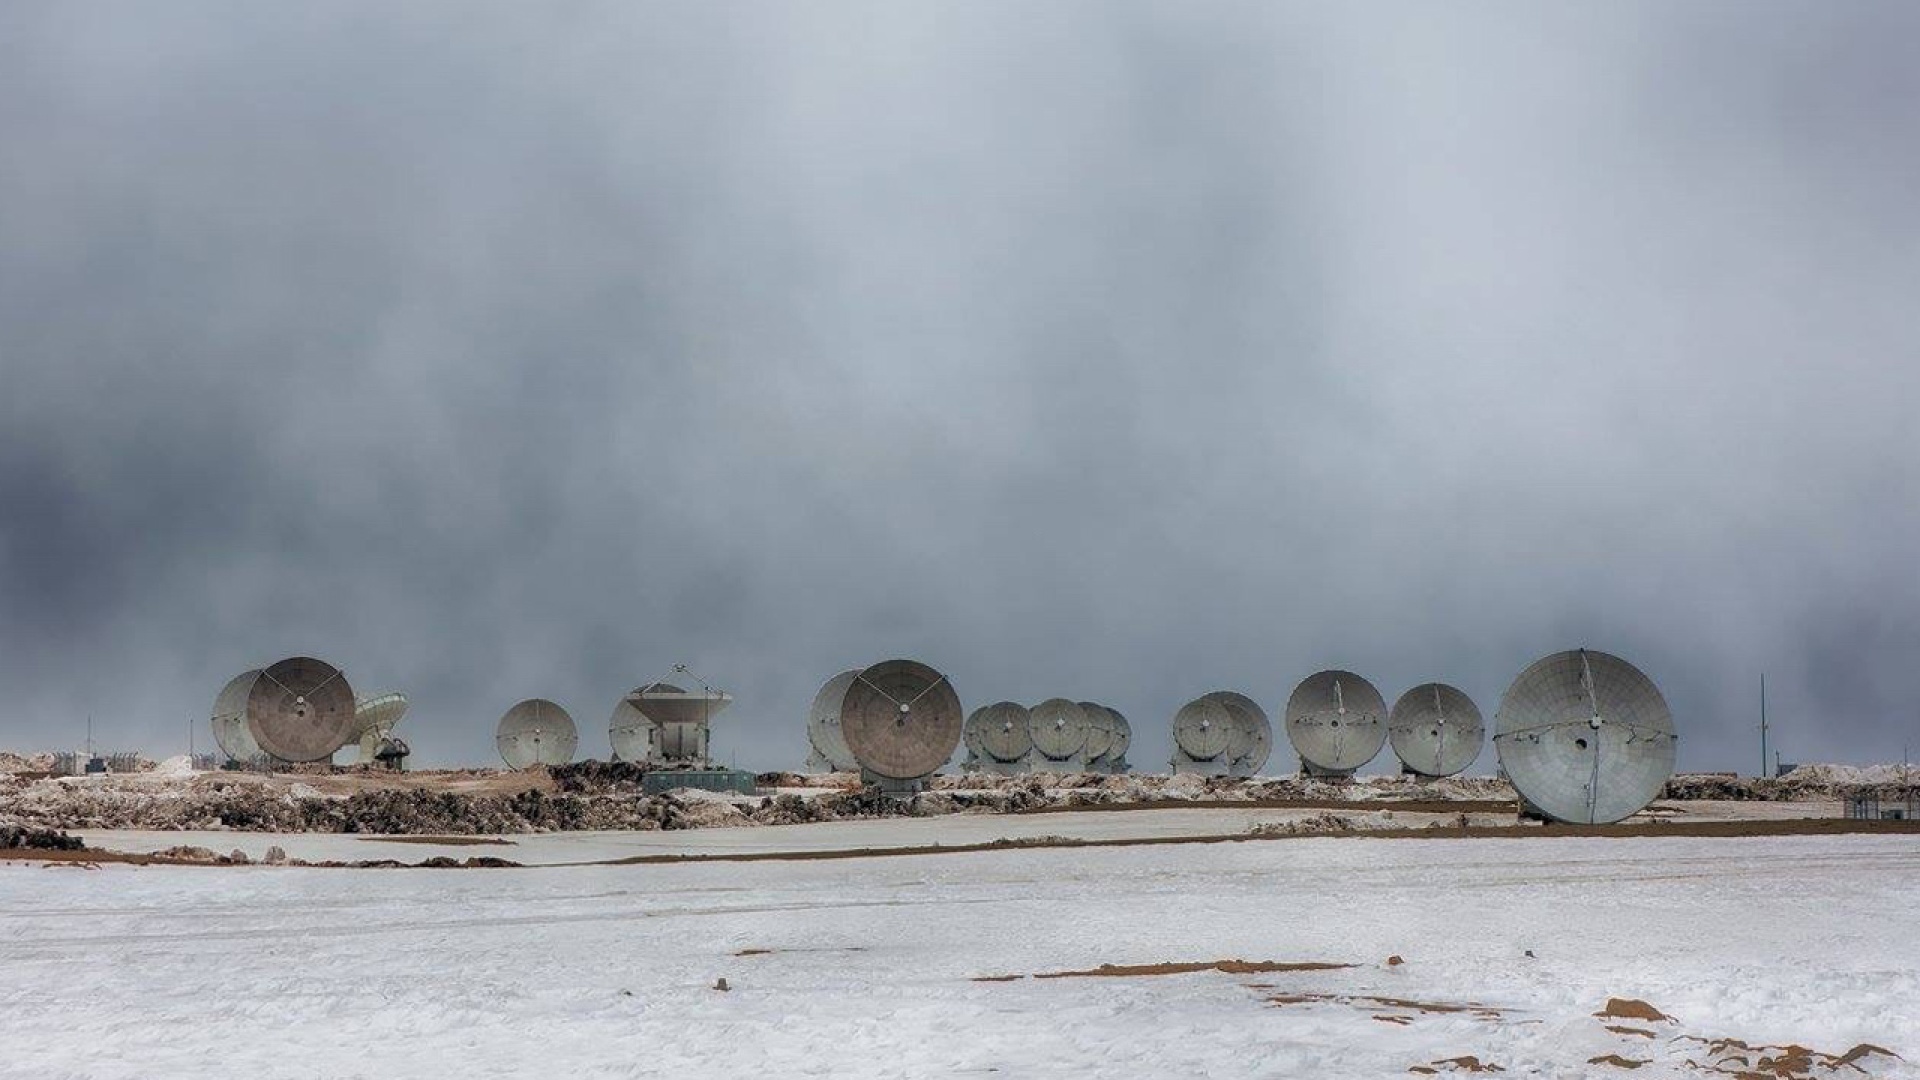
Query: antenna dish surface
xmin=1494 ymin=649 xmax=1675 ymax=824
xmin=497 ymin=698 xmax=579 ymax=769
xmin=971 ymin=702 xmax=1033 ymax=763
xmin=1172 ymin=697 xmax=1234 ymax=761
xmin=1206 ymin=691 xmax=1272 ymax=774
xmin=608 ymin=692 xmax=650 ymax=763
xmin=1284 ymin=670 xmax=1387 ymax=775
xmin=211 ymin=670 xmax=265 ymax=762
xmin=839 ymin=659 xmax=963 ymax=780
xmin=806 ymin=670 xmax=861 ymax=771
xmin=351 ymin=692 xmax=410 ymax=765
xmin=1389 ymin=683 xmax=1483 ymax=778
xmin=245 ymin=656 xmax=357 ymax=763
xmin=1105 ymin=707 xmax=1132 ymax=760
xmin=1077 ymin=701 xmax=1116 ymax=763
xmin=1029 ymin=698 xmax=1091 ymax=761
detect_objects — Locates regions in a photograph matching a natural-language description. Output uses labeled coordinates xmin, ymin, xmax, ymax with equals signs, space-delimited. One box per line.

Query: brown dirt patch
xmin=1016 ymin=797 xmax=1519 ymax=816
xmin=357 ymin=835 xmax=516 ymax=846
xmin=1428 ymin=1056 xmax=1503 ymax=1073
xmin=1587 ymin=1055 xmax=1647 ymax=1069
xmin=1003 ymin=959 xmax=1355 ymax=980
xmin=1674 ymin=1036 xmax=1902 ymax=1078
xmin=1596 ymin=998 xmax=1671 ymax=1022
xmin=1267 ymin=992 xmax=1506 ymax=1019
xmin=1604 ymin=1025 xmax=1657 ymax=1039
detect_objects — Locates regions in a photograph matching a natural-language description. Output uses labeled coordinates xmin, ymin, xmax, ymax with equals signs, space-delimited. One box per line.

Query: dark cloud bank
xmin=2 ymin=3 xmax=1916 ymax=771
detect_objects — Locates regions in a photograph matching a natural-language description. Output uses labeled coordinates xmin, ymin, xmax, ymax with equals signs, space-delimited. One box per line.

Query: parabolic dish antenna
xmin=245 ymin=656 xmax=357 ymax=764
xmin=497 ymin=698 xmax=579 ymax=769
xmin=1105 ymin=707 xmax=1132 ymax=768
xmin=211 ymin=670 xmax=265 ymax=762
xmin=609 ymin=691 xmax=650 ymax=763
xmin=350 ymin=692 xmax=410 ymax=765
xmin=971 ymin=702 xmax=1033 ymax=764
xmin=1029 ymin=698 xmax=1091 ymax=763
xmin=1284 ymin=670 xmax=1387 ymax=776
xmin=1389 ymin=683 xmax=1483 ymax=778
xmin=839 ymin=659 xmax=963 ymax=782
xmin=624 ymin=681 xmax=730 ymax=765
xmin=806 ymin=670 xmax=861 ymax=772
xmin=1493 ymin=649 xmax=1676 ymax=824
xmin=1077 ymin=701 xmax=1116 ymax=765
xmin=1205 ymin=691 xmax=1272 ymax=775
xmin=1172 ymin=696 xmax=1234 ymax=762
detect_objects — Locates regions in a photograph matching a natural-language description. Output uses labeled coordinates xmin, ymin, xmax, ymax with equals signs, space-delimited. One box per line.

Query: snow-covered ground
xmin=2 ymin=834 xmax=1915 ymax=1079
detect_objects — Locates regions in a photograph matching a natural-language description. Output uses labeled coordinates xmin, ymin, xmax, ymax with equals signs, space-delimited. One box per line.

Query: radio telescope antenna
xmin=497 ymin=698 xmax=579 ymax=769
xmin=1170 ymin=695 xmax=1236 ymax=775
xmin=212 ymin=670 xmax=265 ymax=766
xmin=245 ymin=657 xmax=358 ymax=764
xmin=839 ymin=658 xmax=963 ymax=795
xmin=1388 ymin=683 xmax=1483 ymax=779
xmin=1493 ymin=648 xmax=1676 ymax=824
xmin=1102 ymin=707 xmax=1132 ymax=773
xmin=1204 ymin=691 xmax=1271 ymax=777
xmin=968 ymin=701 xmax=1033 ymax=775
xmin=1028 ymin=698 xmax=1092 ymax=770
xmin=805 ymin=669 xmax=861 ymax=772
xmin=1284 ymin=670 xmax=1387 ymax=778
xmin=1077 ymin=701 xmax=1117 ymax=773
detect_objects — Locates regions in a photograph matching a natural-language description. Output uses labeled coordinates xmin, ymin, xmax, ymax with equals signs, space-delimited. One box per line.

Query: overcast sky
xmin=2 ymin=3 xmax=1917 ymax=773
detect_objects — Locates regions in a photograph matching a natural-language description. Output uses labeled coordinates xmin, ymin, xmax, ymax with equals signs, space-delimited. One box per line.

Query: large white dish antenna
xmin=1389 ymin=683 xmax=1483 ymax=778
xmin=805 ymin=669 xmax=861 ymax=772
xmin=497 ymin=698 xmax=578 ymax=769
xmin=1494 ymin=649 xmax=1676 ymax=824
xmin=211 ymin=670 xmax=266 ymax=763
xmin=1029 ymin=698 xmax=1091 ymax=763
xmin=246 ymin=656 xmax=357 ymax=764
xmin=1284 ymin=670 xmax=1387 ymax=776
xmin=1205 ymin=691 xmax=1271 ymax=776
xmin=1172 ymin=696 xmax=1234 ymax=762
xmin=349 ymin=692 xmax=410 ymax=765
xmin=1078 ymin=700 xmax=1116 ymax=766
xmin=1104 ymin=707 xmax=1132 ymax=772
xmin=971 ymin=702 xmax=1033 ymax=764
xmin=840 ymin=659 xmax=963 ymax=782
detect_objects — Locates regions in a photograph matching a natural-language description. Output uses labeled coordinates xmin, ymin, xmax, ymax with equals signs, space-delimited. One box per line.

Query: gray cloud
xmin=2 ymin=3 xmax=1917 ymax=772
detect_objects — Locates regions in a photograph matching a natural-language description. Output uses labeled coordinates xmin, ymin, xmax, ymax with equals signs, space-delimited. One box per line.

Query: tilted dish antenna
xmin=1205 ymin=690 xmax=1272 ymax=777
xmin=1077 ymin=700 xmax=1116 ymax=771
xmin=496 ymin=698 xmax=579 ymax=769
xmin=246 ymin=656 xmax=358 ymax=764
xmin=1493 ymin=649 xmax=1675 ymax=824
xmin=1171 ymin=695 xmax=1236 ymax=774
xmin=1284 ymin=670 xmax=1387 ymax=777
xmin=349 ymin=692 xmax=410 ymax=766
xmin=839 ymin=658 xmax=963 ymax=793
xmin=969 ymin=701 xmax=1033 ymax=774
xmin=211 ymin=669 xmax=267 ymax=765
xmin=1388 ymin=683 xmax=1483 ymax=778
xmin=1103 ymin=706 xmax=1132 ymax=773
xmin=1028 ymin=698 xmax=1092 ymax=767
xmin=805 ymin=669 xmax=861 ymax=772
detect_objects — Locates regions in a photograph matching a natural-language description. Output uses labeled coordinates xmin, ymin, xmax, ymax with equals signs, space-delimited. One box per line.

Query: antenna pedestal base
xmin=1300 ymin=761 xmax=1357 ymax=780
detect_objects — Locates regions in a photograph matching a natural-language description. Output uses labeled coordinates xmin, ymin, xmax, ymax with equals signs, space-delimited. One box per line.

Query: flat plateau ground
xmin=2 ymin=832 xmax=1916 ymax=1079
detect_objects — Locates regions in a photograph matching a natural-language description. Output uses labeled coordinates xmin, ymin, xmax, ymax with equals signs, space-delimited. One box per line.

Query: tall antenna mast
xmin=1758 ymin=673 xmax=1768 ymax=779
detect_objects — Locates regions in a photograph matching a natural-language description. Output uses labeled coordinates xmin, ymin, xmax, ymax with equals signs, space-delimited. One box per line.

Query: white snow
xmin=2 ymin=833 xmax=1916 ymax=1079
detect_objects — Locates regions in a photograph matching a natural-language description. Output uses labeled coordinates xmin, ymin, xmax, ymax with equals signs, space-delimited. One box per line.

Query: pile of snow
xmin=153 ymin=755 xmax=196 ymax=777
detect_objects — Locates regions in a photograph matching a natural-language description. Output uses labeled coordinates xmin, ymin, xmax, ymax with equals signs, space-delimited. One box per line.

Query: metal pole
xmin=1759 ymin=673 xmax=1768 ymax=779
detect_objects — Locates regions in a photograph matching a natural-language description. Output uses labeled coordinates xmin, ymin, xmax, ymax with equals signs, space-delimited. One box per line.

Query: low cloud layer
xmin=3 ymin=4 xmax=1917 ymax=771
